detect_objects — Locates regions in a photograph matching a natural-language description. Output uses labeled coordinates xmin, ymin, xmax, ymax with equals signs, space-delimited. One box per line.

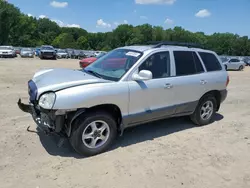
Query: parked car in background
xmin=66 ymin=48 xmax=76 ymax=59
xmin=20 ymin=48 xmax=34 ymax=58
xmin=94 ymin=51 xmax=106 ymax=57
xmin=35 ymin=48 xmax=41 ymax=56
xmin=222 ymin=58 xmax=245 ymax=71
xmin=18 ymin=41 xmax=229 ymax=156
xmin=14 ymin=47 xmax=21 ymax=56
xmin=242 ymin=57 xmax=250 ymax=66
xmin=39 ymin=45 xmax=57 ymax=60
xmin=56 ymin=49 xmax=69 ymax=59
xmin=0 ymin=46 xmax=16 ymax=58
xmin=79 ymin=52 xmax=107 ymax=68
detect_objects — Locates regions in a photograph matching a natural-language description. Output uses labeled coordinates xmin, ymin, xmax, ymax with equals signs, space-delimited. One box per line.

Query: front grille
xmin=43 ymin=52 xmax=54 ymax=56
xmin=28 ymin=80 xmax=37 ymax=102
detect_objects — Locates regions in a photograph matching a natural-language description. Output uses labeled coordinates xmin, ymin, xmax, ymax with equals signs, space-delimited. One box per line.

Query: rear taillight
xmin=226 ymin=75 xmax=230 ymax=87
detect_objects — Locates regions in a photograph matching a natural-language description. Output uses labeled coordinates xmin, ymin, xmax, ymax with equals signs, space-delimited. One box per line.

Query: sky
xmin=7 ymin=0 xmax=250 ymax=36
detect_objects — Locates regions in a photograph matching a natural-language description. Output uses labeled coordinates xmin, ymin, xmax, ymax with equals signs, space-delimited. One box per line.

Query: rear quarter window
xmin=198 ymin=52 xmax=222 ymax=72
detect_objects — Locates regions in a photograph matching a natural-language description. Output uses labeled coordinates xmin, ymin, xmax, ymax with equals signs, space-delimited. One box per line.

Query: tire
xmin=238 ymin=65 xmax=243 ymax=71
xmin=53 ymin=56 xmax=57 ymax=60
xmin=224 ymin=65 xmax=227 ymax=70
xmin=190 ymin=94 xmax=217 ymax=126
xmin=69 ymin=111 xmax=117 ymax=156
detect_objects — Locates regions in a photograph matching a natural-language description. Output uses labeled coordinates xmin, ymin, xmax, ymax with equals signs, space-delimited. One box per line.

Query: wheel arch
xmin=199 ymin=90 xmax=221 ymax=111
xmin=67 ymin=103 xmax=123 ymax=137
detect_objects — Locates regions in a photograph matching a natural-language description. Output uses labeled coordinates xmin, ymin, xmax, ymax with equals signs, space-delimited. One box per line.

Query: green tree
xmin=77 ymin=36 xmax=88 ymax=49
xmin=52 ymin=33 xmax=77 ymax=49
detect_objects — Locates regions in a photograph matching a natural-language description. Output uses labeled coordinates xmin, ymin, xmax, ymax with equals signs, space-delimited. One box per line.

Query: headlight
xmin=38 ymin=92 xmax=56 ymax=109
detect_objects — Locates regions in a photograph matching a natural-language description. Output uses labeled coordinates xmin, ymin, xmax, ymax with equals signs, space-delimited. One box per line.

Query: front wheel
xmin=190 ymin=95 xmax=217 ymax=126
xmin=69 ymin=111 xmax=117 ymax=156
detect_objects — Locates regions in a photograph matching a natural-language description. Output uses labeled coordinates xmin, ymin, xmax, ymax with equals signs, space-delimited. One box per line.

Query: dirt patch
xmin=0 ymin=57 xmax=250 ymax=188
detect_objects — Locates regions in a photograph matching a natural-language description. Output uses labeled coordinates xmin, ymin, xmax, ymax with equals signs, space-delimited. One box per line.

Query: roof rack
xmin=147 ymin=41 xmax=204 ymax=49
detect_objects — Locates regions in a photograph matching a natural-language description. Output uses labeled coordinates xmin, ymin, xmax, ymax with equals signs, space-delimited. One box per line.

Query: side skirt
xmin=123 ymin=101 xmax=198 ymax=128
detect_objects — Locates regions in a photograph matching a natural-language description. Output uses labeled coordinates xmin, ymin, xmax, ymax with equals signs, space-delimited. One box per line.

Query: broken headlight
xmin=38 ymin=92 xmax=56 ymax=109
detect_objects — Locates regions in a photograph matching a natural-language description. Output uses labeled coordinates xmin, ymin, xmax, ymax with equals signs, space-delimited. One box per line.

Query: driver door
xmin=125 ymin=51 xmax=176 ymax=126
xmin=228 ymin=59 xmax=240 ymax=69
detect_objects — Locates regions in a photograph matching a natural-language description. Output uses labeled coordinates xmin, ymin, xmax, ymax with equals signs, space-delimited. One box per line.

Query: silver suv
xmin=18 ymin=42 xmax=229 ymax=156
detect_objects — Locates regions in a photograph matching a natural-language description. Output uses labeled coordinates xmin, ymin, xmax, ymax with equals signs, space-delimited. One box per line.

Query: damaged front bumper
xmin=17 ymin=98 xmax=66 ymax=135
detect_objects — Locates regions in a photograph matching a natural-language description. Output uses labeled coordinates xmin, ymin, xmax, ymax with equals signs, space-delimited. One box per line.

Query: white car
xmin=18 ymin=42 xmax=229 ymax=156
xmin=94 ymin=51 xmax=106 ymax=57
xmin=222 ymin=58 xmax=245 ymax=71
xmin=0 ymin=46 xmax=16 ymax=58
xmin=56 ymin=49 xmax=69 ymax=59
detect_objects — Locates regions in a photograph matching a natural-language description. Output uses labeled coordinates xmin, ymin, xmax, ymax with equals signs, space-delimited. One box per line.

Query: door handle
xmin=200 ymin=80 xmax=207 ymax=85
xmin=164 ymin=83 xmax=173 ymax=89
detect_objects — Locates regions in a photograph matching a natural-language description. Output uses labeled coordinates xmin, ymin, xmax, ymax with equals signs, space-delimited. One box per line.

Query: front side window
xmin=174 ymin=51 xmax=204 ymax=76
xmin=84 ymin=49 xmax=143 ymax=81
xmin=138 ymin=51 xmax=170 ymax=79
xmin=229 ymin=59 xmax=240 ymax=63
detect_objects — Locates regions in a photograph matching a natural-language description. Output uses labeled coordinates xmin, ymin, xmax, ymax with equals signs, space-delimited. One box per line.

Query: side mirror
xmin=132 ymin=70 xmax=152 ymax=81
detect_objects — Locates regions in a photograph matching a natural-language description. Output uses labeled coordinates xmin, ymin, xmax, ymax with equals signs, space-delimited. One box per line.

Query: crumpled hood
xmin=32 ymin=68 xmax=111 ymax=96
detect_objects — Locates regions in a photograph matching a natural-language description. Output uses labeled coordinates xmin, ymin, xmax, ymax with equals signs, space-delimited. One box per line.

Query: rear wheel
xmin=69 ymin=111 xmax=117 ymax=156
xmin=190 ymin=94 xmax=217 ymax=126
xmin=238 ymin=65 xmax=243 ymax=71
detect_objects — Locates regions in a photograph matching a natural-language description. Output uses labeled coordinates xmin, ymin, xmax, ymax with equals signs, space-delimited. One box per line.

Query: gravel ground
xmin=0 ymin=57 xmax=250 ymax=188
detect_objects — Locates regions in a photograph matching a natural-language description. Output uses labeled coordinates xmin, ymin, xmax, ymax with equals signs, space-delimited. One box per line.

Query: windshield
xmin=58 ymin=50 xmax=66 ymax=53
xmin=220 ymin=57 xmax=228 ymax=62
xmin=0 ymin=46 xmax=13 ymax=50
xmin=41 ymin=46 xmax=54 ymax=50
xmin=84 ymin=49 xmax=143 ymax=81
xmin=22 ymin=48 xmax=32 ymax=51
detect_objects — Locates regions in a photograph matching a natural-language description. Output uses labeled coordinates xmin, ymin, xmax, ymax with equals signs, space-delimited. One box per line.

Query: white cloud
xmin=27 ymin=13 xmax=33 ymax=17
xmin=67 ymin=24 xmax=80 ymax=28
xmin=50 ymin=1 xmax=68 ymax=8
xmin=52 ymin=19 xmax=80 ymax=28
xmin=195 ymin=9 xmax=211 ymax=18
xmin=123 ymin=20 xmax=128 ymax=24
xmin=164 ymin=18 xmax=173 ymax=24
xmin=96 ymin=19 xmax=111 ymax=28
xmin=135 ymin=0 xmax=176 ymax=5
xmin=140 ymin=16 xmax=148 ymax=19
xmin=39 ymin=15 xmax=47 ymax=19
xmin=114 ymin=22 xmax=120 ymax=26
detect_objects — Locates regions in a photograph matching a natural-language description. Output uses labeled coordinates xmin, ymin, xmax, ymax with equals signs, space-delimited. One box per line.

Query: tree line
xmin=1 ymin=0 xmax=250 ymax=56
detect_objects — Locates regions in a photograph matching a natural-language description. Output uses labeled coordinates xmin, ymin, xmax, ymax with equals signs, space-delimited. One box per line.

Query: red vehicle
xmin=79 ymin=53 xmax=106 ymax=68
xmin=79 ymin=57 xmax=98 ymax=68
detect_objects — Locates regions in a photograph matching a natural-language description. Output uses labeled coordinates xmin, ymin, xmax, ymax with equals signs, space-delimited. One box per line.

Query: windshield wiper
xmin=84 ymin=69 xmax=103 ymax=79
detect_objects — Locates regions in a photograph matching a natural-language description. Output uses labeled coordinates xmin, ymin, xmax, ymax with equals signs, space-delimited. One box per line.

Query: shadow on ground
xmin=37 ymin=113 xmax=224 ymax=158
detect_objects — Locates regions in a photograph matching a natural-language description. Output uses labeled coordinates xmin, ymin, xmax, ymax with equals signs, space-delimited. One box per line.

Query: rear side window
xmin=198 ymin=52 xmax=222 ymax=72
xmin=174 ymin=51 xmax=204 ymax=76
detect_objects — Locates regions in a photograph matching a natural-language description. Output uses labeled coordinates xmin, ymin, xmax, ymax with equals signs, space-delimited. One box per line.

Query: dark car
xmin=243 ymin=57 xmax=250 ymax=66
xmin=39 ymin=45 xmax=57 ymax=60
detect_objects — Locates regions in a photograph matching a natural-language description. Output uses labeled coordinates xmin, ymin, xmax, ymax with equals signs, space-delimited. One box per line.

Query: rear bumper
xmin=17 ymin=98 xmax=65 ymax=134
xmin=220 ymin=89 xmax=228 ymax=103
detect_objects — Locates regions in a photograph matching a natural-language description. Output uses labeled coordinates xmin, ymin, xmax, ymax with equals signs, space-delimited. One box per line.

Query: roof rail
xmin=147 ymin=41 xmax=204 ymax=49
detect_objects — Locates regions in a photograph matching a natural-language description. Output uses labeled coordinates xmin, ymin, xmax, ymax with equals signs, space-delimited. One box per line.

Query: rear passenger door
xmin=171 ymin=50 xmax=206 ymax=114
xmin=198 ymin=52 xmax=226 ymax=92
